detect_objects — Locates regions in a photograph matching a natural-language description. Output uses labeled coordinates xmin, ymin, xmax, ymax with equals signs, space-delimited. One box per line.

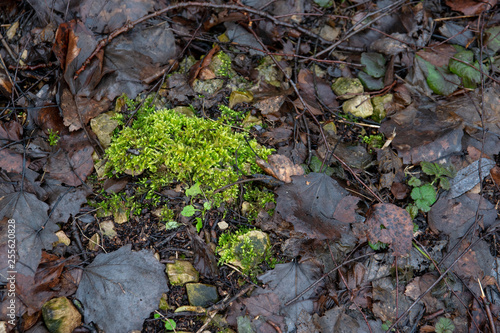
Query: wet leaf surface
xmin=75 ymin=245 xmax=168 ymax=333
xmin=366 ymin=203 xmax=413 ymax=257
xmin=275 ymin=173 xmax=360 ymax=240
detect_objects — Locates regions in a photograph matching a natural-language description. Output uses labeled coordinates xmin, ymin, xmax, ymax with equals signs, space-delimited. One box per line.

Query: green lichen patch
xmin=105 ymin=99 xmax=273 ymax=205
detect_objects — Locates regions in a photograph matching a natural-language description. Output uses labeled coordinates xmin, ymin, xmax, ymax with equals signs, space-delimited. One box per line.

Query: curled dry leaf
xmin=256 ymin=154 xmax=304 ymax=183
xmin=366 ymin=203 xmax=413 ymax=257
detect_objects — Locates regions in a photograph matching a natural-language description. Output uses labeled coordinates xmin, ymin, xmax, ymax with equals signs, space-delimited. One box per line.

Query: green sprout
xmin=47 ymin=129 xmax=60 ymax=146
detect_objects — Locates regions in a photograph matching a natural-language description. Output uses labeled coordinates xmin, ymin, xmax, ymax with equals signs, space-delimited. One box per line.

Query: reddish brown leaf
xmin=445 ymin=0 xmax=497 ymax=15
xmin=256 ymin=154 xmax=304 ymax=183
xmin=379 ymin=105 xmax=463 ymax=164
xmin=391 ymin=182 xmax=408 ymax=200
xmin=366 ymin=203 xmax=413 ymax=257
xmin=275 ymin=173 xmax=360 ymax=240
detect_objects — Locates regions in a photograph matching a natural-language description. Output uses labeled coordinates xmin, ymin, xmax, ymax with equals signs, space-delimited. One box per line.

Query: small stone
xmin=319 ymin=25 xmax=340 ymax=42
xmin=371 ymin=94 xmax=393 ymax=122
xmin=185 ymin=283 xmax=219 ymax=307
xmin=53 ymin=231 xmax=70 ymax=247
xmin=218 ymin=221 xmax=229 ymax=230
xmin=173 ymin=106 xmax=195 ymax=117
xmin=42 ymin=297 xmax=82 ymax=333
xmin=99 ymin=220 xmax=117 ymax=238
xmin=90 ymin=112 xmax=119 ymax=149
xmin=342 ymin=95 xmax=373 ymax=118
xmin=332 ymin=77 xmax=364 ymax=100
xmin=166 ymin=261 xmax=199 ymax=286
xmin=228 ymin=91 xmax=253 ymax=109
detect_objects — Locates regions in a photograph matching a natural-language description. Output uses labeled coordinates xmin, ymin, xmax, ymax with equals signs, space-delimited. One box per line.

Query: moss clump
xmin=217 ymin=229 xmax=271 ymax=275
xmin=105 ymin=98 xmax=273 ymax=205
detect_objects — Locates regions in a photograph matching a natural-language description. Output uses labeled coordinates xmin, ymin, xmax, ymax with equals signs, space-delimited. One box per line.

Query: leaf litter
xmin=1 ymin=0 xmax=500 ymax=332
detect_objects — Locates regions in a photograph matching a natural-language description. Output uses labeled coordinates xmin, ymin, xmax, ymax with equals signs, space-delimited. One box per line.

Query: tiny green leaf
xmin=186 ymin=182 xmax=202 ymax=197
xmin=420 ymin=161 xmax=440 ymax=176
xmin=195 ymin=217 xmax=203 ymax=233
xmin=154 ymin=313 xmax=161 ymax=319
xmin=408 ymin=177 xmax=421 ymax=187
xmin=406 ymin=204 xmax=418 ymax=220
xmin=165 ymin=221 xmax=182 ymax=231
xmin=449 ymin=50 xmax=481 ymax=88
xmin=485 ymin=26 xmax=500 ymax=54
xmin=164 ymin=318 xmax=176 ymax=330
xmin=411 ymin=184 xmax=436 ymax=212
xmin=440 ymin=177 xmax=451 ymax=191
xmin=203 ymin=201 xmax=212 ymax=210
xmin=435 ymin=317 xmax=455 ymax=333
xmin=358 ymin=71 xmax=384 ymax=90
xmin=426 ymin=64 xmax=460 ymax=96
xmin=181 ymin=205 xmax=197 ymax=217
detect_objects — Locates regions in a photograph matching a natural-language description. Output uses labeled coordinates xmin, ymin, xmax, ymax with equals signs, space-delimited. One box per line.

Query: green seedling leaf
xmin=181 ymin=205 xmax=197 ymax=217
xmin=361 ymin=52 xmax=386 ymax=78
xmin=485 ymin=26 xmax=500 ymax=54
xmin=368 ymin=240 xmax=388 ymax=251
xmin=203 ymin=201 xmax=212 ymax=210
xmin=313 ymin=0 xmax=333 ymax=7
xmin=410 ymin=184 xmax=436 ymax=212
xmin=426 ymin=63 xmax=460 ymax=96
xmin=449 ymin=50 xmax=481 ymax=88
xmin=439 ymin=177 xmax=451 ymax=191
xmin=435 ymin=317 xmax=455 ymax=333
xmin=186 ymin=182 xmax=202 ymax=197
xmin=406 ymin=204 xmax=418 ymax=220
xmin=164 ymin=319 xmax=176 ymax=330
xmin=165 ymin=221 xmax=182 ymax=231
xmin=358 ymin=71 xmax=384 ymax=90
xmin=408 ymin=177 xmax=421 ymax=187
xmin=195 ymin=217 xmax=203 ymax=233
xmin=154 ymin=313 xmax=161 ymax=319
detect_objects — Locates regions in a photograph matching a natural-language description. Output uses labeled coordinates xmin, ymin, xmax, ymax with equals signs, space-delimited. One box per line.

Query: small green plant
xmin=381 ymin=320 xmax=395 ymax=331
xmin=47 ymin=129 xmax=60 ymax=146
xmin=362 ymin=133 xmax=384 ymax=150
xmin=242 ymin=187 xmax=275 ymax=222
xmin=435 ymin=317 xmax=455 ymax=333
xmin=181 ymin=182 xmax=212 ymax=232
xmin=153 ymin=313 xmax=176 ymax=331
xmin=214 ymin=51 xmax=232 ymax=77
xmin=406 ymin=162 xmax=455 ymax=218
xmin=105 ymin=96 xmax=273 ymax=206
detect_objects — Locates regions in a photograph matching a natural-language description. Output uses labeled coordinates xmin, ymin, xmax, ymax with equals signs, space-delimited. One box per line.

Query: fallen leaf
xmin=256 ymin=154 xmax=304 ymax=183
xmin=75 ymin=245 xmax=168 ymax=333
xmin=428 ymin=193 xmax=497 ymax=241
xmin=448 ymin=158 xmax=496 ymax=199
xmin=380 ymin=105 xmax=463 ymax=164
xmin=275 ymin=173 xmax=360 ymax=240
xmin=366 ymin=203 xmax=413 ymax=257
xmin=445 ymin=0 xmax=497 ymax=15
xmin=256 ymin=259 xmax=323 ymax=323
xmin=0 ymin=192 xmax=59 ymax=278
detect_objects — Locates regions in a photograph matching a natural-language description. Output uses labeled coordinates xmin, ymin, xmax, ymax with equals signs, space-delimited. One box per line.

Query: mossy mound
xmin=105 ymin=102 xmax=273 ymax=205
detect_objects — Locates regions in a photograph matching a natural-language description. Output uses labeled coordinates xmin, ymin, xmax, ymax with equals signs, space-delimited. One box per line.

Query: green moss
xmin=243 ymin=188 xmax=275 ymax=222
xmin=217 ymin=229 xmax=271 ymax=275
xmin=105 ymin=97 xmax=273 ymax=206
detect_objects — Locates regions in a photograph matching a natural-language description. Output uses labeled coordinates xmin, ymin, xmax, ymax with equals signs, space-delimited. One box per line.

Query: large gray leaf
xmin=75 ymin=245 xmax=168 ymax=332
xmin=0 ymin=192 xmax=59 ymax=280
xmin=275 ymin=173 xmax=360 ymax=240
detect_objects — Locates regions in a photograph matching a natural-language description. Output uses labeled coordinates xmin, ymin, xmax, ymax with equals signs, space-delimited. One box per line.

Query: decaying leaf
xmin=447 ymin=158 xmax=496 ymax=199
xmin=257 ymin=259 xmax=323 ymax=322
xmin=75 ymin=245 xmax=168 ymax=333
xmin=256 ymin=154 xmax=304 ymax=183
xmin=380 ymin=105 xmax=463 ymax=164
xmin=428 ymin=193 xmax=497 ymax=241
xmin=275 ymin=173 xmax=360 ymax=240
xmin=366 ymin=203 xmax=413 ymax=257
xmin=0 ymin=192 xmax=59 ymax=278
